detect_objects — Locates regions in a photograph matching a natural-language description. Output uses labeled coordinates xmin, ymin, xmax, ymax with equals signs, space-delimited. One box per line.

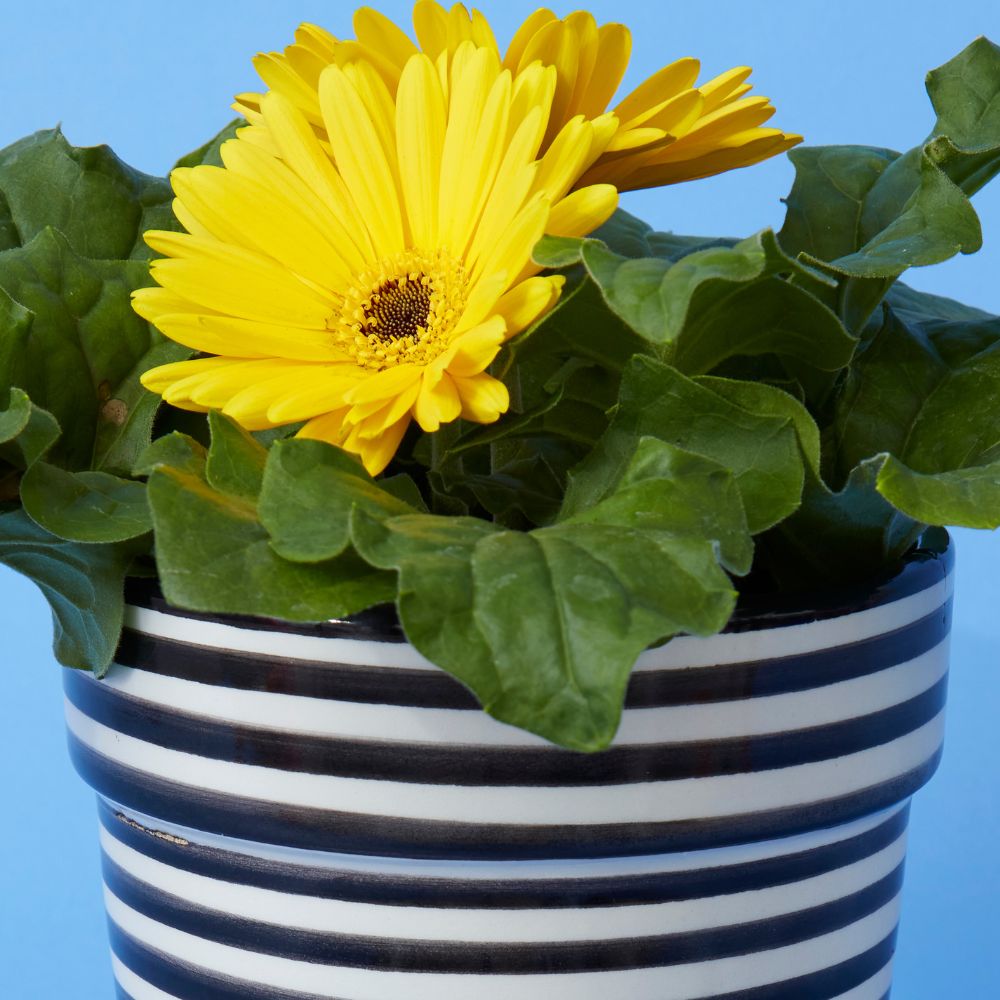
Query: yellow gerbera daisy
xmin=136 ymin=45 xmax=618 ymax=475
xmin=234 ymin=2 xmax=802 ymax=193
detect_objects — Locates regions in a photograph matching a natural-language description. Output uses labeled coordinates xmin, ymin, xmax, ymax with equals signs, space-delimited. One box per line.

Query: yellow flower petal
xmin=145 ymin=232 xmax=332 ymax=328
xmin=297 ymin=407 xmax=352 ymax=448
xmin=220 ymin=137 xmax=373 ymax=270
xmin=258 ymin=91 xmax=375 ymax=266
xmin=171 ymin=163 xmax=355 ymax=290
xmin=503 ymin=8 xmax=557 ymax=72
xmin=353 ymin=7 xmax=418 ymax=71
xmin=454 ymin=372 xmax=509 ymax=423
xmin=318 ymin=63 xmax=405 ymax=258
xmin=396 ymin=54 xmax=447 ymax=249
xmin=140 ymin=356 xmax=234 ymax=396
xmin=699 ymin=66 xmax=753 ymax=113
xmin=267 ymin=373 xmax=367 ymax=423
xmin=414 ymin=370 xmax=462 ymax=432
xmin=470 ymin=190 xmax=549 ymax=287
xmin=447 ymin=316 xmax=507 ymax=376
xmin=437 ymin=44 xmax=496 ymax=247
xmin=343 ymin=363 xmax=423 ymax=407
xmin=577 ymin=23 xmax=631 ymax=119
xmin=132 ymin=286 xmax=219 ymax=322
xmin=141 ymin=312 xmax=349 ymax=363
xmin=354 ymin=414 xmax=412 ymax=475
xmin=547 ymin=184 xmax=619 ymax=239
xmin=493 ymin=276 xmax=565 ymax=340
xmin=613 ymin=57 xmax=701 ymax=128
xmin=412 ymin=0 xmax=450 ymax=59
xmin=443 ymin=67 xmax=512 ymax=255
xmin=351 ymin=378 xmax=422 ymax=437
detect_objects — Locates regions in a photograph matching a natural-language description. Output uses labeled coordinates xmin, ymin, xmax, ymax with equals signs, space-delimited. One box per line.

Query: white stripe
xmin=124 ymin=573 xmax=952 ymax=674
xmin=111 ymin=957 xmax=183 ymax=1000
xmin=105 ymin=889 xmax=902 ymax=1000
xmin=100 ymin=799 xmax=907 ymax=882
xmin=67 ymin=700 xmax=944 ymax=825
xmin=100 ymin=823 xmax=907 ymax=943
xmin=97 ymin=638 xmax=950 ymax=748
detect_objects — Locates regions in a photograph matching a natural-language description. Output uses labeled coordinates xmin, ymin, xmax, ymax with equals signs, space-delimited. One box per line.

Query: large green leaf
xmin=204 ymin=411 xmax=267 ymax=503
xmin=923 ymin=36 xmax=1000 ymax=196
xmin=778 ymin=39 xmax=1000 ymax=333
xmin=819 ymin=155 xmax=982 ymax=279
xmin=564 ymin=358 xmax=808 ymax=535
xmin=20 ymin=463 xmax=151 ymax=543
xmin=834 ymin=300 xmax=1000 ymax=479
xmin=0 ymin=387 xmax=60 ymax=470
xmin=0 ymin=508 xmax=136 ymax=673
xmin=0 ymin=128 xmax=175 ymax=261
xmin=539 ymin=230 xmax=853 ymax=380
xmin=0 ymin=228 xmax=190 ymax=474
xmin=144 ymin=424 xmax=395 ymax=621
xmin=562 ymin=437 xmax=753 ymax=576
xmin=352 ymin=446 xmax=739 ymax=751
xmin=765 ymin=458 xmax=925 ymax=584
xmin=259 ymin=437 xmax=415 ymax=562
xmin=876 ymin=456 xmax=1000 ymax=529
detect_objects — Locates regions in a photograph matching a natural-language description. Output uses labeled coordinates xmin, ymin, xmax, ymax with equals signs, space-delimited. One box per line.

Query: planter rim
xmin=123 ymin=531 xmax=954 ymax=645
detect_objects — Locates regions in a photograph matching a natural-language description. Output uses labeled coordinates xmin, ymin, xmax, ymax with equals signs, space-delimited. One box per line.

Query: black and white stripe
xmin=67 ymin=542 xmax=953 ymax=999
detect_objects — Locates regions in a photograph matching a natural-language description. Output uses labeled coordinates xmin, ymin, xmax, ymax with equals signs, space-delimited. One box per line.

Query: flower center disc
xmin=335 ymin=249 xmax=468 ymax=371
xmin=363 ymin=276 xmax=432 ymax=344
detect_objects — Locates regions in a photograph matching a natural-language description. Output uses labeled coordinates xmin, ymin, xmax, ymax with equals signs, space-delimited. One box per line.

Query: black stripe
xmin=112 ymin=600 xmax=952 ymax=711
xmin=110 ymin=920 xmax=897 ymax=1000
xmin=72 ymin=736 xmax=942 ymax=860
xmin=97 ymin=799 xmax=909 ymax=910
xmin=103 ymin=851 xmax=904 ymax=973
xmin=704 ymin=935 xmax=895 ymax=1000
xmin=67 ymin=667 xmax=948 ymax=786
xmin=111 ymin=925 xmax=339 ymax=1000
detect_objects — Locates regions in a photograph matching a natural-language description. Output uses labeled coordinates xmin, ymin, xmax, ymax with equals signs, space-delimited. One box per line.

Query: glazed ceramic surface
xmin=65 ymin=542 xmax=953 ymax=1000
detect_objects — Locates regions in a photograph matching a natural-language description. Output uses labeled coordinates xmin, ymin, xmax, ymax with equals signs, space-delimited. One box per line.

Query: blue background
xmin=0 ymin=1 xmax=997 ymax=996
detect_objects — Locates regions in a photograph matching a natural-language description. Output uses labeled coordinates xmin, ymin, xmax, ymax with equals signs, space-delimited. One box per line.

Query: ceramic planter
xmin=64 ymin=537 xmax=953 ymax=1000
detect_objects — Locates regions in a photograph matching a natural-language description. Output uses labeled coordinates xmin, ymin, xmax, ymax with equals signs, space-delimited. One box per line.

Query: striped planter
xmin=65 ymin=538 xmax=953 ymax=1000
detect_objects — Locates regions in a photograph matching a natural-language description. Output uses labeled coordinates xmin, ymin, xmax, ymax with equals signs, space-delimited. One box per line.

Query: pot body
xmin=65 ymin=542 xmax=953 ymax=1000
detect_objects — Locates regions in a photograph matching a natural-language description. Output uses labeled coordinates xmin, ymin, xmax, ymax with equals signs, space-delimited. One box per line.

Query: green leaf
xmin=575 ymin=231 xmax=852 ymax=376
xmin=563 ymin=437 xmax=753 ymax=576
xmin=146 ymin=445 xmax=395 ymax=621
xmin=765 ymin=458 xmax=924 ymax=584
xmin=0 ymin=508 xmax=135 ymax=673
xmin=833 ymin=304 xmax=1000 ymax=481
xmin=258 ymin=438 xmax=415 ymax=562
xmin=0 ymin=387 xmax=60 ymax=470
xmin=924 ymin=37 xmax=1000 ymax=196
xmin=204 ymin=411 xmax=267 ymax=503
xmin=779 ymin=146 xmax=901 ymax=264
xmin=0 ymin=128 xmax=175 ymax=261
xmin=877 ymin=455 xmax=1000 ymax=528
xmin=565 ymin=358 xmax=806 ymax=535
xmin=580 ymin=230 xmax=793 ymax=342
xmin=778 ymin=40 xmax=1000 ymax=333
xmin=352 ymin=508 xmax=736 ymax=751
xmin=0 ymin=228 xmax=190 ymax=474
xmin=133 ymin=431 xmax=207 ymax=477
xmin=20 ymin=463 xmax=151 ymax=543
xmin=818 ymin=154 xmax=982 ymax=279
xmin=547 ymin=207 xmax=737 ymax=263
xmin=172 ymin=120 xmax=242 ymax=170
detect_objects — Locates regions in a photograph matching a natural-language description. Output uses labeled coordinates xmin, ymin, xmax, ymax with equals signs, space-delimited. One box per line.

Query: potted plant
xmin=1 ymin=3 xmax=998 ymax=998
